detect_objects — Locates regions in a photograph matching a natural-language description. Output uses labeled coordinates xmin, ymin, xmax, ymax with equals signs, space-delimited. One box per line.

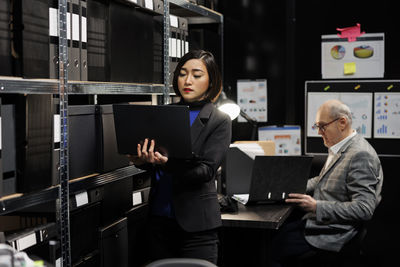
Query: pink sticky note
xmin=336 ymin=23 xmax=365 ymax=42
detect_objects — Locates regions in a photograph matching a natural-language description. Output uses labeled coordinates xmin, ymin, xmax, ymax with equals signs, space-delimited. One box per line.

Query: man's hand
xmin=285 ymin=193 xmax=317 ymax=213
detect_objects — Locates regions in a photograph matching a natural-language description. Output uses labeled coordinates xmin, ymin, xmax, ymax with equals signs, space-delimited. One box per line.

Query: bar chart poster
xmin=374 ymin=92 xmax=400 ymax=138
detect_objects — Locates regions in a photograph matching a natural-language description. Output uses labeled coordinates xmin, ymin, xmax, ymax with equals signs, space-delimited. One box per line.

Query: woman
xmin=130 ymin=50 xmax=231 ymax=264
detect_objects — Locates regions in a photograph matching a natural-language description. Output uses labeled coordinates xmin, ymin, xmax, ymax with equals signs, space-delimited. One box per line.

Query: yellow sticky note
xmin=344 ymin=62 xmax=356 ymax=75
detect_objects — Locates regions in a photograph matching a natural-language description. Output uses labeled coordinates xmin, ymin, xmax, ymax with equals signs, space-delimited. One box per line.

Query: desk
xmin=221 ymin=203 xmax=293 ymax=229
xmin=219 ymin=203 xmax=294 ymax=267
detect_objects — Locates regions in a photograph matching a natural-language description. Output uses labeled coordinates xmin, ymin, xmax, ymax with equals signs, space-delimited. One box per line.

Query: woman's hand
xmin=130 ymin=138 xmax=168 ymax=165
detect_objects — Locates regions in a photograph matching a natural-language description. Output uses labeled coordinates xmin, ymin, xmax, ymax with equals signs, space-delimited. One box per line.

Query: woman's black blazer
xmin=150 ymin=102 xmax=232 ymax=232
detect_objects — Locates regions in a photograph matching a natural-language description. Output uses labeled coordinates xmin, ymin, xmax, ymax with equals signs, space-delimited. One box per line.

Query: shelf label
xmin=54 ymin=114 xmax=60 ymax=143
xmin=132 ymin=191 xmax=142 ymax=206
xmin=144 ymin=0 xmax=153 ymax=10
xmin=16 ymin=232 xmax=37 ymax=251
xmin=170 ymin=15 xmax=179 ymax=28
xmin=75 ymin=191 xmax=89 ymax=207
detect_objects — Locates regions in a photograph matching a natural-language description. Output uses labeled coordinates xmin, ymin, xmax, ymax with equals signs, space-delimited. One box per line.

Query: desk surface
xmin=221 ymin=203 xmax=293 ymax=229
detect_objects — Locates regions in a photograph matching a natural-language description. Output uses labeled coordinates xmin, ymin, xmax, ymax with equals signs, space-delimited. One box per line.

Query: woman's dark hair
xmin=172 ymin=50 xmax=222 ymax=103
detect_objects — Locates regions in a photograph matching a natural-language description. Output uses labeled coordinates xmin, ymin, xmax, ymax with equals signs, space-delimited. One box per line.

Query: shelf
xmin=0 ymin=78 xmax=175 ymax=96
xmin=0 ymin=166 xmax=145 ymax=216
xmin=0 ymin=186 xmax=59 ymax=216
xmin=0 ymin=77 xmax=59 ymax=94
xmin=68 ymin=81 xmax=173 ymax=95
xmin=169 ymin=0 xmax=223 ymax=24
xmin=69 ymin=165 xmax=146 ymax=194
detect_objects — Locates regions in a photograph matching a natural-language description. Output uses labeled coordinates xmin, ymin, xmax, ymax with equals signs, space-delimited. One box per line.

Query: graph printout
xmin=374 ymin=93 xmax=400 ymax=138
xmin=307 ymin=92 xmax=373 ymax=138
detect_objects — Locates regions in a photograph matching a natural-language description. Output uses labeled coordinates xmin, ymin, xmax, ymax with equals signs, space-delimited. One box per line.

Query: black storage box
xmin=70 ymin=202 xmax=101 ymax=265
xmin=68 ymin=105 xmax=98 ymax=180
xmin=14 ymin=94 xmax=58 ymax=193
xmin=99 ymin=217 xmax=128 ymax=267
xmin=68 ymin=104 xmax=131 ymax=180
xmin=96 ymin=104 xmax=130 ymax=172
xmin=101 ymin=177 xmax=133 ymax=225
xmin=125 ymin=204 xmax=149 ymax=267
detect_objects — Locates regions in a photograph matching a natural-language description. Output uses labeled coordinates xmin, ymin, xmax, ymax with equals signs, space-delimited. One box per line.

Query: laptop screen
xmin=113 ymin=104 xmax=193 ymax=159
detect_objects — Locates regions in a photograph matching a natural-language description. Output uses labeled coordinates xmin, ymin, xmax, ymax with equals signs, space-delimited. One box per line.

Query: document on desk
xmin=229 ymin=143 xmax=264 ymax=159
xmin=232 ymin=194 xmax=249 ymax=205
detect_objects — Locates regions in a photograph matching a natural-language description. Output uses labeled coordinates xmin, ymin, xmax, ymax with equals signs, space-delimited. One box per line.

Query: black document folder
xmin=79 ymin=0 xmax=88 ymax=81
xmin=69 ymin=0 xmax=81 ymax=81
xmin=12 ymin=0 xmax=49 ymax=78
xmin=87 ymin=0 xmax=109 ymax=81
xmin=113 ymin=104 xmax=193 ymax=159
xmin=48 ymin=0 xmax=59 ymax=79
xmin=0 ymin=0 xmax=12 ymax=76
xmin=230 ymin=154 xmax=313 ymax=205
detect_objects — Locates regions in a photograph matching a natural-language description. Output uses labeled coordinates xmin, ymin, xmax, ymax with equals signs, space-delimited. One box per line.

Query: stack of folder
xmin=0 ymin=95 xmax=59 ymax=196
xmin=49 ymin=0 xmax=88 ymax=81
xmin=169 ymin=14 xmax=189 ymax=83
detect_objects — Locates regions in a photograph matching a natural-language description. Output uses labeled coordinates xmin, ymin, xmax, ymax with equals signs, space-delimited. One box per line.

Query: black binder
xmin=80 ymin=0 xmax=88 ymax=80
xmin=229 ymin=154 xmax=314 ymax=205
xmin=1 ymin=103 xmax=17 ymax=196
xmin=69 ymin=0 xmax=81 ymax=81
xmin=11 ymin=0 xmax=49 ymax=78
xmin=108 ymin=1 xmax=154 ymax=83
xmin=48 ymin=0 xmax=59 ymax=79
xmin=153 ymin=14 xmax=163 ymax=84
xmin=87 ymin=0 xmax=109 ymax=81
xmin=0 ymin=0 xmax=13 ymax=76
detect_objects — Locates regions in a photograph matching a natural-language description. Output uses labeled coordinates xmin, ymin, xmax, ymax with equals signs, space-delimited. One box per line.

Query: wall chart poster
xmin=374 ymin=92 xmax=400 ymax=139
xmin=307 ymin=92 xmax=372 ymax=138
xmin=237 ymin=79 xmax=267 ymax=123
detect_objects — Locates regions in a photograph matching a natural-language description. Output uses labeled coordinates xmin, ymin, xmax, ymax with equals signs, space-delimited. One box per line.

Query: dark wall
xmin=218 ymin=0 xmax=287 ymax=140
xmin=219 ymin=0 xmax=400 ymax=141
xmin=218 ymin=1 xmax=400 ymax=265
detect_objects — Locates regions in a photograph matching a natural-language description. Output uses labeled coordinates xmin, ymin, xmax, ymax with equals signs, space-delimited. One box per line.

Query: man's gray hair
xmin=330 ymin=101 xmax=353 ymax=126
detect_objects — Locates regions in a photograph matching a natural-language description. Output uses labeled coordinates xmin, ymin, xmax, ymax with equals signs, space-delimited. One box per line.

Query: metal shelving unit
xmin=0 ymin=1 xmax=223 ymax=266
xmin=68 ymin=82 xmax=167 ymax=95
xmin=0 ymin=77 xmax=59 ymax=94
xmin=0 ymin=166 xmax=144 ymax=216
xmin=170 ymin=0 xmax=223 ymax=23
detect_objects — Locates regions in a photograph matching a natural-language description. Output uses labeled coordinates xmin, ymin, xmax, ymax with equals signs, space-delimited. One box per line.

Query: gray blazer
xmin=304 ymin=134 xmax=383 ymax=252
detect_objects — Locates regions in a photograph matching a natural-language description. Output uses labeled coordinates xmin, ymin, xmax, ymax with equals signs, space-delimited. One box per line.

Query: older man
xmin=269 ymin=99 xmax=383 ymax=266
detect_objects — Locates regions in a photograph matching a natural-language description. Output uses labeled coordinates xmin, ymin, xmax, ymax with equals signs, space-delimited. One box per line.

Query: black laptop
xmin=231 ymin=155 xmax=313 ymax=205
xmin=113 ymin=104 xmax=193 ymax=159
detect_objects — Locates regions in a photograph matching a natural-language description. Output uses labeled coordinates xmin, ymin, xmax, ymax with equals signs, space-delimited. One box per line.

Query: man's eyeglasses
xmin=312 ymin=118 xmax=340 ymax=132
